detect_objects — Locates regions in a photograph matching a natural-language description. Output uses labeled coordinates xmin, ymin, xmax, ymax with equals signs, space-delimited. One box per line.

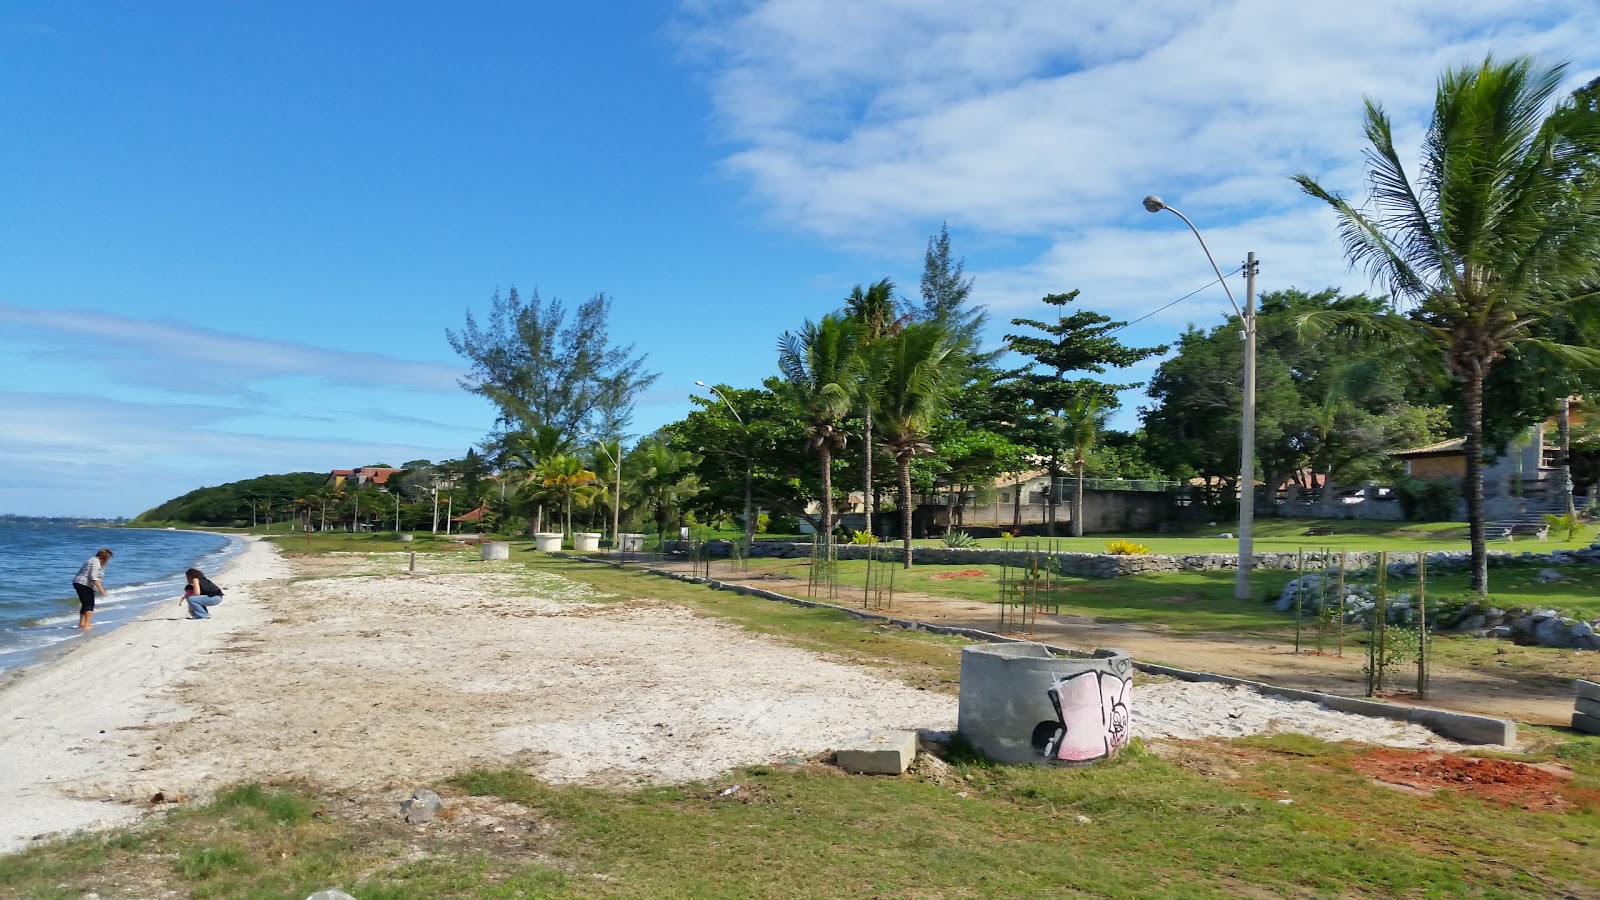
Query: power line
xmin=1108 ymin=265 xmax=1243 ymax=336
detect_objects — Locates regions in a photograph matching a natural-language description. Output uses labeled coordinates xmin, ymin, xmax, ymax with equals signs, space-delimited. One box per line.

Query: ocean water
xmin=0 ymin=522 xmax=242 ymax=675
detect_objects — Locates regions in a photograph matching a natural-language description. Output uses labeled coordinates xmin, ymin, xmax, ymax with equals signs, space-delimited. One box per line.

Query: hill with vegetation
xmin=132 ymin=473 xmax=329 ymax=526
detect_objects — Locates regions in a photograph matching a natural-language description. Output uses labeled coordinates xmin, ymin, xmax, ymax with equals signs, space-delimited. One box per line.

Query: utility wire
xmin=1108 ymin=265 xmax=1244 ymax=336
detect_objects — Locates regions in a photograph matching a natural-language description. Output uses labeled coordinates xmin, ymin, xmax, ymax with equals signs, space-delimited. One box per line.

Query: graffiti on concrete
xmin=1030 ymin=668 xmax=1132 ymax=763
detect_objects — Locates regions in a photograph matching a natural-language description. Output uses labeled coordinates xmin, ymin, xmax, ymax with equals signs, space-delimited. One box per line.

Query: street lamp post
xmin=382 ymin=488 xmax=400 ymax=533
xmin=1143 ymin=195 xmax=1259 ymax=601
xmin=696 ymin=381 xmax=754 ymax=553
xmin=582 ymin=432 xmax=623 ymax=555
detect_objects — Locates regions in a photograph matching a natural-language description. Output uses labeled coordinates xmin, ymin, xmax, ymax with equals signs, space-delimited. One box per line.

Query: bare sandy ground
xmin=0 ymin=544 xmax=1463 ymax=855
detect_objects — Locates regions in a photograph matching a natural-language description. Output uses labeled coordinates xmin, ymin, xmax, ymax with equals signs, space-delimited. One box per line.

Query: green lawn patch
xmin=6 ymin=734 xmax=1597 ymax=898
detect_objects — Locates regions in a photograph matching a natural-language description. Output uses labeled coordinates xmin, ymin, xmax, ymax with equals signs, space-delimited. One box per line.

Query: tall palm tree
xmin=845 ymin=278 xmax=902 ymax=537
xmin=871 ymin=322 xmax=955 ymax=567
xmin=624 ymin=442 xmax=702 ymax=543
xmin=496 ymin=423 xmax=572 ymax=534
xmin=1052 ymin=396 xmax=1105 ymax=539
xmin=1294 ymin=56 xmax=1600 ymax=594
xmin=777 ymin=314 xmax=864 ymax=541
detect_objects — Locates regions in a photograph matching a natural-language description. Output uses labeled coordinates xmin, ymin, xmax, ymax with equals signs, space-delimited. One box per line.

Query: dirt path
xmin=666 ymin=562 xmax=1576 ymax=726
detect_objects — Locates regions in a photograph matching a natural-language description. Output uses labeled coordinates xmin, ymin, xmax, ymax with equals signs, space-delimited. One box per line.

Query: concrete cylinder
xmin=399 ymin=533 xmax=414 ymax=542
xmin=958 ymin=643 xmax=1133 ymax=766
xmin=480 ymin=541 xmax=510 ymax=561
xmin=573 ymin=532 xmax=601 ymax=552
xmin=619 ymin=533 xmax=644 ymax=552
xmin=534 ymin=532 xmax=564 ymax=552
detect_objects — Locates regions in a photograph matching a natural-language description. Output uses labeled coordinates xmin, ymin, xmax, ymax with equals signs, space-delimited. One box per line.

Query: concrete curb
xmin=566 ymin=556 xmax=1519 ymax=746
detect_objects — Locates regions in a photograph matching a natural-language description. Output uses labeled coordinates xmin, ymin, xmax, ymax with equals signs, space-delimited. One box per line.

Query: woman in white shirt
xmin=71 ymin=548 xmax=113 ymax=629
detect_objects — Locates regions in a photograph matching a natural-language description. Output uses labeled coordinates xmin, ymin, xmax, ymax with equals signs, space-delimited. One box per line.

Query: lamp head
xmin=1142 ymin=195 xmax=1167 ymax=213
xmin=694 ymin=380 xmax=708 ymax=387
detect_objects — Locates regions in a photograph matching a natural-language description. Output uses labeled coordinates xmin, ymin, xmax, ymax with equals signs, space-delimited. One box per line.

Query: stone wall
xmin=662 ymin=540 xmax=1538 ymax=579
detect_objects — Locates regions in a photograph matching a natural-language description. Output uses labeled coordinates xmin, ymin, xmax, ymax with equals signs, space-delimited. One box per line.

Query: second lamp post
xmin=1143 ymin=195 xmax=1259 ymax=601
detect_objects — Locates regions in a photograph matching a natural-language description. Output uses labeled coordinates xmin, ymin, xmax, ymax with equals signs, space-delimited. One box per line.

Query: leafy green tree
xmin=623 ymin=440 xmax=702 ymax=540
xmin=1293 ymin=56 xmax=1600 ymax=593
xmin=871 ymin=322 xmax=956 ymax=567
xmin=667 ymin=382 xmax=824 ymax=531
xmin=447 ymin=287 xmax=658 ymax=442
xmin=777 ymin=314 xmax=864 ymax=540
xmin=925 ymin=422 xmax=1027 ymax=532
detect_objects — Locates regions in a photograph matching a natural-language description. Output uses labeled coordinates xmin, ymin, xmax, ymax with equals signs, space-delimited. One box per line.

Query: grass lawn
xmin=722 ymin=555 xmax=1302 ymax=637
xmin=4 ymin=547 xmax=1597 ymax=899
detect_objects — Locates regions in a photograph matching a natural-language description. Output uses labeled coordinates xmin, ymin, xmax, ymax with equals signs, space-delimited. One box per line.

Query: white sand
xmin=0 ymin=544 xmax=1465 ymax=855
xmin=0 ymin=536 xmax=288 ymax=854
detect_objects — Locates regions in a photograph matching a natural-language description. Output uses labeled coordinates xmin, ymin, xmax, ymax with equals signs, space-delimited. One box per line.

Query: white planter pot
xmin=573 ymin=532 xmax=602 ymax=552
xmin=480 ymin=541 xmax=510 ymax=561
xmin=534 ymin=532 xmax=564 ymax=552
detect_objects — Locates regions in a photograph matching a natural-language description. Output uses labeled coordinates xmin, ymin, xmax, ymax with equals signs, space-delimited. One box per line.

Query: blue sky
xmin=3 ymin=1 xmax=1598 ymax=517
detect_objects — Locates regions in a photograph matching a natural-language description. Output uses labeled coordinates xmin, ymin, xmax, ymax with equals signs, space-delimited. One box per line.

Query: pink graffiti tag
xmin=1040 ymin=670 xmax=1132 ymax=763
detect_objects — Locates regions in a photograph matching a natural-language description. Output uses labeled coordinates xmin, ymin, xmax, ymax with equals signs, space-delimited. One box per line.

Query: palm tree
xmin=871 ymin=322 xmax=956 ymax=567
xmin=777 ymin=314 xmax=864 ymax=541
xmin=845 ymin=278 xmax=902 ymax=537
xmin=1052 ymin=396 xmax=1105 ymax=538
xmin=624 ymin=442 xmax=702 ymax=543
xmin=531 ymin=453 xmax=599 ymax=538
xmin=1294 ymin=56 xmax=1600 ymax=594
xmin=496 ymin=423 xmax=573 ymax=534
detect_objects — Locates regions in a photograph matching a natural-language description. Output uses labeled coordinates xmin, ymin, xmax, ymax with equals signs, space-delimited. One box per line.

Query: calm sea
xmin=0 ymin=522 xmax=242 ymax=675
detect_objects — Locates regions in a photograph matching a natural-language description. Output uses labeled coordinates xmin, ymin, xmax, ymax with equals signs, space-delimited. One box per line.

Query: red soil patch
xmin=1351 ymin=749 xmax=1593 ymax=811
xmin=929 ymin=569 xmax=990 ymax=581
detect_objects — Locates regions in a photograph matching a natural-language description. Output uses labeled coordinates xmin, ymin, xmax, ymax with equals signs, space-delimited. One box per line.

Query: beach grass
xmin=4 ymin=730 xmax=1596 ymax=898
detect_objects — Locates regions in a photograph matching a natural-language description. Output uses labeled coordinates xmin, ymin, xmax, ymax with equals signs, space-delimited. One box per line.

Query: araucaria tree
xmin=1294 ymin=56 xmax=1600 ymax=594
xmin=871 ymin=322 xmax=956 ymax=567
xmin=1004 ymin=290 xmax=1166 ymax=534
xmin=447 ymin=287 xmax=658 ymax=441
xmin=777 ymin=315 xmax=863 ymax=542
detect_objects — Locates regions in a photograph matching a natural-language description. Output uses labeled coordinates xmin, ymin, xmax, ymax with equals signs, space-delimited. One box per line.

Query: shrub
xmin=942 ymin=530 xmax=978 ymax=548
xmin=1393 ymin=477 xmax=1458 ymax=521
xmin=849 ymin=530 xmax=882 ymax=544
xmin=1544 ymin=513 xmax=1583 ymax=541
xmin=1104 ymin=539 xmax=1152 ymax=555
xmin=764 ymin=511 xmax=800 ymax=534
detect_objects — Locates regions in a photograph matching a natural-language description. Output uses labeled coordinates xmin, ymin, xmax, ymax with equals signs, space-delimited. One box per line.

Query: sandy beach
xmin=0 ymin=542 xmax=1466 ymax=855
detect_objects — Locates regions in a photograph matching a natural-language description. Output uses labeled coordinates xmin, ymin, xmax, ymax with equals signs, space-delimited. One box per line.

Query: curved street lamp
xmin=696 ymin=381 xmax=755 ymax=553
xmin=1143 ymin=195 xmax=1259 ymax=601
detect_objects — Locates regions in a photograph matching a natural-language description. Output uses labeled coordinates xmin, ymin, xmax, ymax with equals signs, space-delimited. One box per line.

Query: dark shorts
xmin=74 ymin=583 xmax=96 ymax=613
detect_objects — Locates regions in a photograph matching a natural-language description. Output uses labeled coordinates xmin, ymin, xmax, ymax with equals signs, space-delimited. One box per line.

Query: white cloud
xmin=683 ymin=0 xmax=1600 ymax=329
xmin=0 ymin=303 xmax=465 ymax=396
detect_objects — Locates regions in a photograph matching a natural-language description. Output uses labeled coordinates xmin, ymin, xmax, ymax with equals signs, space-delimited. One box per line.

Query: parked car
xmin=1337 ymin=487 xmax=1396 ymax=505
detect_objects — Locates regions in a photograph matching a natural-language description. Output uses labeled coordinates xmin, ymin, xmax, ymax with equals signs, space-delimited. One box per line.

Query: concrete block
xmin=836 ymin=729 xmax=917 ymax=775
xmin=1576 ymin=679 xmax=1600 ymax=704
xmin=1577 ymin=696 xmax=1600 ymax=719
xmin=1574 ymin=711 xmax=1600 ymax=736
xmin=480 ymin=541 xmax=509 ymax=561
